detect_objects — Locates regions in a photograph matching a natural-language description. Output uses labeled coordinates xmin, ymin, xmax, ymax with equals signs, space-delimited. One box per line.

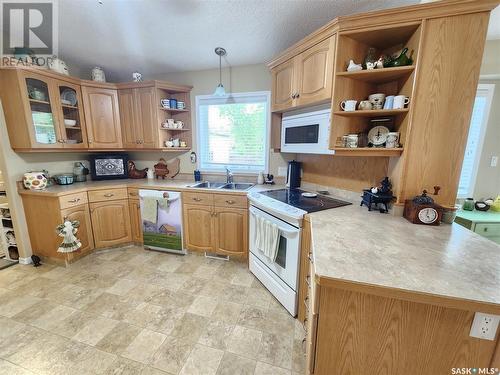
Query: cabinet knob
xmin=104 ymin=193 xmax=114 ymax=197
xmin=193 ymin=197 xmax=202 ymax=202
xmin=226 ymin=200 xmax=235 ymax=205
xmin=67 ymin=198 xmax=80 ymax=203
xmin=88 ymin=140 xmax=93 ymax=144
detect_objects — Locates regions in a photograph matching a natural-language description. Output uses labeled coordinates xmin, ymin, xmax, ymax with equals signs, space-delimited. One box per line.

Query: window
xmin=457 ymin=84 xmax=495 ymax=198
xmin=196 ymin=91 xmax=270 ymax=173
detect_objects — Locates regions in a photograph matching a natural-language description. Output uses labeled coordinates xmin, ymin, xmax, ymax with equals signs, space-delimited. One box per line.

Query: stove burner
xmin=258 ymin=189 xmax=351 ymax=213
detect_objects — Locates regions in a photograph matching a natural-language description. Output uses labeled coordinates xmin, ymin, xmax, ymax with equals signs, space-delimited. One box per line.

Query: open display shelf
xmin=336 ymin=66 xmax=415 ymax=83
xmin=333 ymin=109 xmax=409 ymax=117
xmin=156 ymin=86 xmax=192 ymax=150
xmin=333 ymin=147 xmax=403 ymax=157
xmin=331 ymin=22 xmax=421 ymax=157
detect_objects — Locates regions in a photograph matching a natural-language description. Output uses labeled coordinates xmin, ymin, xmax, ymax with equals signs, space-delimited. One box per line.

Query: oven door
xmin=280 ymin=109 xmax=334 ymax=155
xmin=249 ymin=206 xmax=301 ymax=291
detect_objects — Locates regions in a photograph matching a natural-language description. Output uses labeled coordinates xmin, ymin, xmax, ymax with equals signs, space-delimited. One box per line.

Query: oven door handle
xmin=249 ymin=207 xmax=299 ymax=236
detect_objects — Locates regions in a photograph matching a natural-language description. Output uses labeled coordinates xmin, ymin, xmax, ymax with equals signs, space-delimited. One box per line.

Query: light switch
xmin=491 ymin=156 xmax=498 ymax=167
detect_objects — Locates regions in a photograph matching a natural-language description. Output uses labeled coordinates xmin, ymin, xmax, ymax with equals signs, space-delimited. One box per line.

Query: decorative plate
xmin=60 ymin=89 xmax=77 ymax=106
xmin=368 ymin=126 xmax=390 ymax=146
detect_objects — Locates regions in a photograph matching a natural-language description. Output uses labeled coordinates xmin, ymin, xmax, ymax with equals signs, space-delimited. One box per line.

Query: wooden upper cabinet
xmin=118 ymin=86 xmax=158 ymax=149
xmin=119 ymin=89 xmax=139 ymax=148
xmin=52 ymin=81 xmax=89 ymax=149
xmin=271 ymin=36 xmax=335 ymax=112
xmin=182 ymin=203 xmax=215 ymax=252
xmin=295 ymin=36 xmax=335 ymax=107
xmin=82 ymin=86 xmax=123 ymax=149
xmin=214 ymin=207 xmax=248 ymax=258
xmin=271 ymin=59 xmax=296 ymax=112
xmin=135 ymin=87 xmax=158 ymax=148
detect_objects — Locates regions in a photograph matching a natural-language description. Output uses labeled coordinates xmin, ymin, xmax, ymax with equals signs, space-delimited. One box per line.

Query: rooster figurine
xmin=128 ymin=160 xmax=148 ymax=179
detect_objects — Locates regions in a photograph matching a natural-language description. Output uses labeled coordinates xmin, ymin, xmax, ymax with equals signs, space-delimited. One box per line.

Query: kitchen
xmin=0 ymin=0 xmax=500 ymax=374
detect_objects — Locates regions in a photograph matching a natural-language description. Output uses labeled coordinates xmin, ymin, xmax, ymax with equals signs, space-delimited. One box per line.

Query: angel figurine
xmin=56 ymin=220 xmax=82 ymax=253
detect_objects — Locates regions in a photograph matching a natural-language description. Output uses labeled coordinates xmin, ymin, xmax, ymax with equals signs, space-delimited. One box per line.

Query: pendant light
xmin=214 ymin=47 xmax=227 ymax=96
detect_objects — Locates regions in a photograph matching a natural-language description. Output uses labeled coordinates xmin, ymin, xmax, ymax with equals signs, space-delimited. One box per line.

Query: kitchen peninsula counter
xmin=308 ymin=204 xmax=500 ymax=313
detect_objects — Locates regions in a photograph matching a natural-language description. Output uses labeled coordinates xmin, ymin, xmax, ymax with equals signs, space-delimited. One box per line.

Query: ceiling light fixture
xmin=214 ymin=47 xmax=227 ymax=96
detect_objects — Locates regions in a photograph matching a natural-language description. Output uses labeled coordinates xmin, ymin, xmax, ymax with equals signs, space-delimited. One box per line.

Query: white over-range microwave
xmin=280 ymin=107 xmax=334 ymax=154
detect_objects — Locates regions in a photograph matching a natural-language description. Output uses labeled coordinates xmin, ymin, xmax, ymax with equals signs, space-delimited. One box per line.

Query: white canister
xmin=147 ymin=169 xmax=154 ymax=179
xmin=385 ymin=132 xmax=400 ymax=148
xmin=91 ymin=67 xmax=106 ymax=82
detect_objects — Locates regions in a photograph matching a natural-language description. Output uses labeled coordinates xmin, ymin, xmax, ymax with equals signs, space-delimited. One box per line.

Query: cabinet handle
xmin=306 ymin=275 xmax=311 ymax=287
xmin=129 ymin=192 xmax=138 ymax=196
xmin=226 ymin=200 xmax=235 ymax=205
xmin=67 ymin=198 xmax=80 ymax=203
xmin=308 ymin=252 xmax=313 ymax=263
xmin=193 ymin=197 xmax=202 ymax=202
xmin=104 ymin=193 xmax=114 ymax=197
xmin=88 ymin=139 xmax=93 ymax=144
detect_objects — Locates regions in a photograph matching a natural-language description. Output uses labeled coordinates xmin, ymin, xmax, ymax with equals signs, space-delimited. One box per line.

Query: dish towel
xmin=143 ymin=197 xmax=158 ymax=224
xmin=157 ymin=197 xmax=170 ymax=212
xmin=256 ymin=216 xmax=280 ymax=262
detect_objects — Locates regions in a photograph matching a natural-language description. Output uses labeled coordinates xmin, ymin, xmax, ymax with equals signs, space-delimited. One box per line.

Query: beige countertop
xmin=308 ymin=204 xmax=500 ymax=311
xmin=17 ymin=178 xmax=282 ymax=197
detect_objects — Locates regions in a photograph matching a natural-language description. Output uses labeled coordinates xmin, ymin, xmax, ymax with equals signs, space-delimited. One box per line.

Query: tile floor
xmin=0 ymin=246 xmax=306 ymax=375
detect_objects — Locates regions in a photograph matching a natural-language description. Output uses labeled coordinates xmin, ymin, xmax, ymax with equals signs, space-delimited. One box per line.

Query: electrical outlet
xmin=278 ymin=167 xmax=287 ymax=177
xmin=491 ymin=156 xmax=498 ymax=167
xmin=469 ymin=312 xmax=500 ymax=340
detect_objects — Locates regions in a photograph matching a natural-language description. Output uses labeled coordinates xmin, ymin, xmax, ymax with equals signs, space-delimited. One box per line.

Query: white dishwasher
xmin=139 ymin=190 xmax=186 ymax=255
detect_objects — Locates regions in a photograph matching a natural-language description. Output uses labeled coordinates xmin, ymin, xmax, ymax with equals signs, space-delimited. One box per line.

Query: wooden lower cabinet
xmin=214 ymin=207 xmax=248 ymax=257
xmin=182 ymin=193 xmax=248 ymax=258
xmin=182 ymin=204 xmax=215 ymax=252
xmin=60 ymin=204 xmax=94 ymax=255
xmin=90 ymin=199 xmax=132 ymax=248
xmin=129 ymin=199 xmax=142 ymax=243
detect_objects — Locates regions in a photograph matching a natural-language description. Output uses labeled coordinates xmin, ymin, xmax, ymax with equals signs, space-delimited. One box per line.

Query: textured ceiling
xmin=57 ymin=0 xmax=498 ymax=82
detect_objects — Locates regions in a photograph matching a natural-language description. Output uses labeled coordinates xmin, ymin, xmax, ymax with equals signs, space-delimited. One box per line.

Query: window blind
xmin=196 ymin=92 xmax=270 ymax=172
xmin=457 ymin=85 xmax=495 ymax=198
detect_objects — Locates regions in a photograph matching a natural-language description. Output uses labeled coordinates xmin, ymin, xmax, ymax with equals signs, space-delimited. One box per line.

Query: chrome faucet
xmin=225 ymin=167 xmax=233 ymax=184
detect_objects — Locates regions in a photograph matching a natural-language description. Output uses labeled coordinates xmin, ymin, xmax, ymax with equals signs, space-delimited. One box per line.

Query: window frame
xmin=457 ymin=83 xmax=495 ymax=198
xmin=195 ymin=91 xmax=271 ymax=174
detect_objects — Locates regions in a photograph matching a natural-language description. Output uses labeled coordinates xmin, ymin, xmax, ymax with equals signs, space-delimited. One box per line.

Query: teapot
xmin=48 ymin=56 xmax=69 ymax=75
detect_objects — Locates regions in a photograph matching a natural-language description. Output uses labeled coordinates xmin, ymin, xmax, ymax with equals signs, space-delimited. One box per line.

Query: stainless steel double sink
xmin=189 ymin=181 xmax=254 ymax=191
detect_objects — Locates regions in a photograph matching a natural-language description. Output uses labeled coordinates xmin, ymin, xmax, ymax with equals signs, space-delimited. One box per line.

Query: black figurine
xmin=360 ymin=176 xmax=395 ymax=213
xmin=31 ymin=255 xmax=41 ymax=267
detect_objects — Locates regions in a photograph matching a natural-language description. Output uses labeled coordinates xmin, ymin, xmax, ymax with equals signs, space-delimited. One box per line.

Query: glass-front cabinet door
xmin=23 ymin=73 xmax=62 ymax=148
xmin=54 ymin=82 xmax=88 ymax=148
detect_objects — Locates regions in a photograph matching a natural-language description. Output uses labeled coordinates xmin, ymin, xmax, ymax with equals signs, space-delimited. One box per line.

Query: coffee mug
xmin=177 ymin=101 xmax=185 ymax=109
xmin=346 ymin=134 xmax=359 ymax=148
xmin=358 ymin=100 xmax=372 ymax=110
xmin=169 ymin=99 xmax=177 ymax=109
xmin=165 ymin=140 xmax=174 ymax=147
xmin=175 ymin=121 xmax=184 ymax=129
xmin=368 ymin=93 xmax=386 ymax=109
xmin=172 ymin=138 xmax=180 ymax=147
xmin=160 ymin=99 xmax=170 ymax=108
xmin=180 ymin=141 xmax=187 ymax=148
xmin=383 ymin=95 xmax=395 ymax=110
xmin=393 ymin=95 xmax=410 ymax=109
xmin=167 ymin=118 xmax=175 ymax=126
xmin=386 ymin=132 xmax=400 ymax=148
xmin=340 ymin=100 xmax=357 ymax=111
